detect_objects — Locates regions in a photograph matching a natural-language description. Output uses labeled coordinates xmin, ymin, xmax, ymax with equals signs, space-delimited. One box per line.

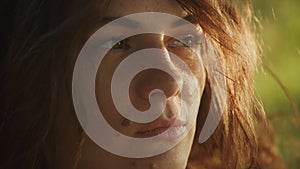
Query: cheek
xmin=194 ymin=63 xmax=206 ymax=94
xmin=170 ymin=48 xmax=206 ymax=93
xmin=95 ymin=53 xmax=127 ymax=129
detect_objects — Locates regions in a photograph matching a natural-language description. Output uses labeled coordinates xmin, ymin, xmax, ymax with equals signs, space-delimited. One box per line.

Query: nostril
xmin=164 ymin=110 xmax=177 ymax=120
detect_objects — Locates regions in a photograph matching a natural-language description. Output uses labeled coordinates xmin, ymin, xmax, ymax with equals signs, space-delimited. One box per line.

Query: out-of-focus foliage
xmin=252 ymin=0 xmax=300 ymax=168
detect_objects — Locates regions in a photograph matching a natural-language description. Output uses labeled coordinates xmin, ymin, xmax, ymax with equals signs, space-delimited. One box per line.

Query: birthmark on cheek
xmin=121 ymin=118 xmax=131 ymax=127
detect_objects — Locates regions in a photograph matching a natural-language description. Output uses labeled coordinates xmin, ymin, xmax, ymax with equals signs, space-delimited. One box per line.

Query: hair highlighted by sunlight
xmin=1 ymin=0 xmax=285 ymax=169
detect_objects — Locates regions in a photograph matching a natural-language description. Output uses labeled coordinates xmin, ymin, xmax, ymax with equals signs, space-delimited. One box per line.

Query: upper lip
xmin=136 ymin=117 xmax=186 ymax=134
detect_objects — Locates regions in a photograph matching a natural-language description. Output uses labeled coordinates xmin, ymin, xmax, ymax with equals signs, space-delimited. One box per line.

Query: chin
xmin=78 ymin=127 xmax=195 ymax=169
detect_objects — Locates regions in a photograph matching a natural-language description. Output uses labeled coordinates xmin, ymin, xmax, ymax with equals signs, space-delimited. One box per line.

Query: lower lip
xmin=136 ymin=125 xmax=187 ymax=140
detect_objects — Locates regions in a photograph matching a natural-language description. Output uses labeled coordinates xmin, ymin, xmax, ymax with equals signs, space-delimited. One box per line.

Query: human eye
xmin=100 ymin=37 xmax=130 ymax=50
xmin=166 ymin=34 xmax=201 ymax=49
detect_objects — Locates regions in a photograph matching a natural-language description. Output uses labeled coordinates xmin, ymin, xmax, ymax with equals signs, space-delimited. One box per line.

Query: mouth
xmin=135 ymin=119 xmax=188 ymax=140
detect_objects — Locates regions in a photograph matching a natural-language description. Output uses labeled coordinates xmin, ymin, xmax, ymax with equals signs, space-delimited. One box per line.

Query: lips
xmin=135 ymin=117 xmax=187 ymax=139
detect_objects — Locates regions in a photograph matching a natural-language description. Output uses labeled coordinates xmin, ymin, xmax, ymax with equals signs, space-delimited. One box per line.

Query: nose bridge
xmin=130 ymin=35 xmax=183 ymax=100
xmin=134 ymin=34 xmax=179 ymax=76
xmin=134 ymin=33 xmax=165 ymax=49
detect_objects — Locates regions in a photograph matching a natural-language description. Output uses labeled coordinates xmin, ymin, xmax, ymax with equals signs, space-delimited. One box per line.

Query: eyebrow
xmin=172 ymin=15 xmax=197 ymax=27
xmin=98 ymin=14 xmax=197 ymax=28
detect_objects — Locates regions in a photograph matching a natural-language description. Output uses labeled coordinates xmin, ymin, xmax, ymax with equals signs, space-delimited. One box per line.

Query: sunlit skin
xmin=44 ymin=0 xmax=206 ymax=169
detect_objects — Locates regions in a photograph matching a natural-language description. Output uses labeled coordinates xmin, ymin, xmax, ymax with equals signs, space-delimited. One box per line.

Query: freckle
xmin=121 ymin=119 xmax=131 ymax=127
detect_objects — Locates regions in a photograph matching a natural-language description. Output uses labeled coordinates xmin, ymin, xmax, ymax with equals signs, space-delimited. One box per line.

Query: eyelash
xmin=100 ymin=34 xmax=201 ymax=50
xmin=100 ymin=37 xmax=130 ymax=50
xmin=166 ymin=34 xmax=201 ymax=48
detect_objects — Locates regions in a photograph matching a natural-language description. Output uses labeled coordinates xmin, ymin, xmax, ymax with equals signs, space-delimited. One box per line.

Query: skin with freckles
xmin=45 ymin=0 xmax=206 ymax=169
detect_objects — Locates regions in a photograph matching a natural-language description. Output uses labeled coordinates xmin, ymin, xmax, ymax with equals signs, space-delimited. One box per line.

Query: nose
xmin=135 ymin=69 xmax=182 ymax=100
xmin=130 ymin=34 xmax=182 ymax=102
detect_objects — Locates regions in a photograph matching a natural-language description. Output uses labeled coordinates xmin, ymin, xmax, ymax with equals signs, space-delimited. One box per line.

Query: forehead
xmin=94 ymin=0 xmax=187 ymax=18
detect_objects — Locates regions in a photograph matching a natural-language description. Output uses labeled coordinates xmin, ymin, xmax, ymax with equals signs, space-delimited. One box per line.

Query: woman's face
xmin=47 ymin=0 xmax=206 ymax=169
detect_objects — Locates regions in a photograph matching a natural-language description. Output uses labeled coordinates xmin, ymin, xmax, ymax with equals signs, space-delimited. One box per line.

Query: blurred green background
xmin=252 ymin=0 xmax=300 ymax=168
